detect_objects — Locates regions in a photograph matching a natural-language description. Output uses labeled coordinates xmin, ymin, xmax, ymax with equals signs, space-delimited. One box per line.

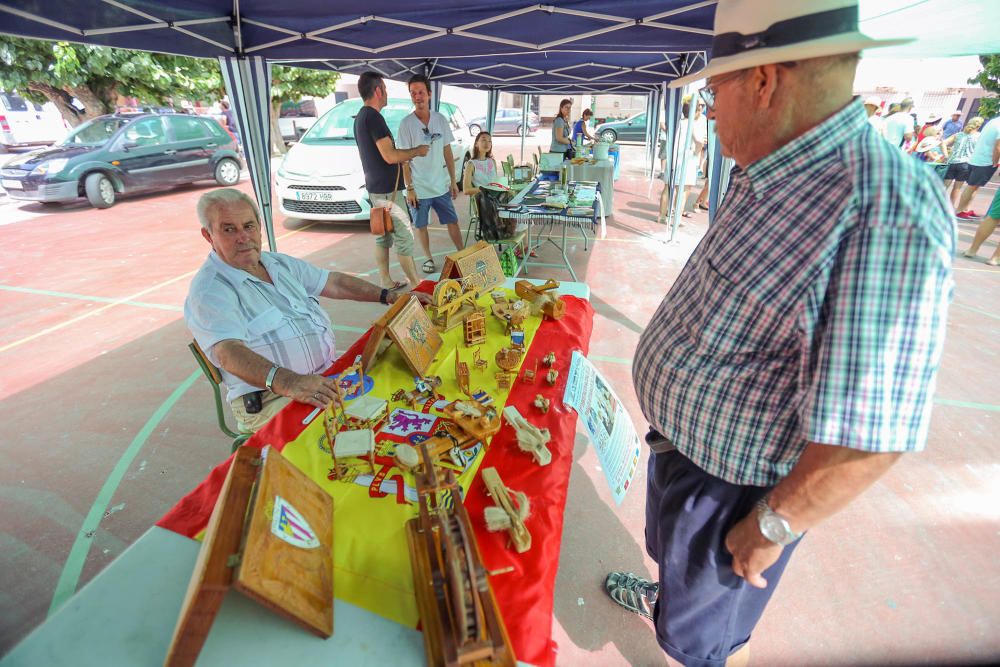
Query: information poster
xmin=562 ymin=351 xmax=641 ymax=505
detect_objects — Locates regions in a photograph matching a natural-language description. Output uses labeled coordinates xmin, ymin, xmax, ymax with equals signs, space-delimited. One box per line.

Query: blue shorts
xmin=644 ymin=430 xmax=802 ymax=667
xmin=408 ymin=192 xmax=458 ymax=229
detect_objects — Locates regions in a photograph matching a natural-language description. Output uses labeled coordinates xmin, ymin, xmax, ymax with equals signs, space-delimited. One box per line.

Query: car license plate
xmin=295 ymin=191 xmax=337 ymax=202
xmin=2 ymin=179 xmax=23 ymax=190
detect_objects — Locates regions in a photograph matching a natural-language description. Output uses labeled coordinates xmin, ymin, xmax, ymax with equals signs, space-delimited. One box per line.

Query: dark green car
xmin=594 ymin=112 xmax=648 ymax=143
xmin=0 ymin=112 xmax=242 ymax=209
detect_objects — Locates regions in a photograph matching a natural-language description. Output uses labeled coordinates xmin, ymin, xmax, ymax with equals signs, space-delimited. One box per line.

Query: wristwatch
xmin=379 ymin=287 xmax=390 ymax=305
xmin=756 ymin=498 xmax=802 ymax=546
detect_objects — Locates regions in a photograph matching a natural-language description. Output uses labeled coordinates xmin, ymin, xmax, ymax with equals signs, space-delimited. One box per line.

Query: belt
xmin=645 ymin=428 xmax=677 ymax=454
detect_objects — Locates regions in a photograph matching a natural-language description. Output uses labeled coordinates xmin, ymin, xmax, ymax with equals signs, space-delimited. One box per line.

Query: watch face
xmin=759 ymin=511 xmax=788 ymax=544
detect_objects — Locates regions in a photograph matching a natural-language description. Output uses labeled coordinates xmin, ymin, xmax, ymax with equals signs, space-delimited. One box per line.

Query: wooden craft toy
xmin=546 ymin=369 xmax=559 ymax=386
xmin=542 ymin=352 xmax=556 ymax=367
xmin=533 ymin=394 xmax=551 ymax=414
xmin=439 ymin=241 xmax=507 ymax=292
xmin=494 ymin=346 xmax=523 ymax=373
xmin=463 ymin=310 xmax=487 ymax=346
xmin=522 ymin=360 xmax=538 ymax=384
xmin=510 ymin=328 xmax=526 ymax=348
xmin=391 ymin=375 xmax=443 ymax=409
xmin=455 ymin=349 xmax=472 ymax=397
xmin=481 ymin=466 xmax=532 ymax=553
xmin=472 ymin=347 xmax=488 ymax=372
xmin=502 ymin=406 xmax=552 ymax=466
xmin=491 ymin=290 xmax=507 ymax=303
xmin=343 ymin=394 xmax=388 ymax=432
xmin=441 ymin=399 xmax=503 ymax=443
xmin=361 ymin=294 xmax=443 ymax=377
xmin=394 ymin=442 xmax=420 ymax=471
xmin=495 ymin=371 xmax=511 ymax=390
xmin=514 ymin=279 xmax=565 ymax=320
xmin=490 ymin=300 xmax=529 ymax=332
xmin=332 ymin=429 xmax=376 ymax=478
xmin=166 ymin=447 xmax=333 ymax=667
xmin=431 ymin=278 xmax=482 ymax=332
xmin=405 ymin=443 xmax=515 ymax=666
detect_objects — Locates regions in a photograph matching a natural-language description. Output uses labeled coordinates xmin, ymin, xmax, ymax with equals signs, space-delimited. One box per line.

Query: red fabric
xmin=158 ymin=290 xmax=594 ymax=667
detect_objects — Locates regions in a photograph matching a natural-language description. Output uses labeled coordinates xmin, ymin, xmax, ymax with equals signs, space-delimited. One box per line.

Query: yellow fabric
xmin=277 ymin=288 xmax=541 ymax=627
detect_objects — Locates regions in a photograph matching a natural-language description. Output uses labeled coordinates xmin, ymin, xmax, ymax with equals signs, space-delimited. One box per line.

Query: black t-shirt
xmin=354 ymin=106 xmax=400 ymax=194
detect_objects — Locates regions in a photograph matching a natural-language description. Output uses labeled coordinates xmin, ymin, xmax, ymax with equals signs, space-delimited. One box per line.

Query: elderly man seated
xmin=185 ymin=188 xmax=428 ymax=433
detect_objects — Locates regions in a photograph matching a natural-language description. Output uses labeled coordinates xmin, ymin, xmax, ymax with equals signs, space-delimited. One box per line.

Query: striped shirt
xmin=185 ymin=251 xmax=334 ymax=402
xmin=633 ymin=99 xmax=955 ymax=486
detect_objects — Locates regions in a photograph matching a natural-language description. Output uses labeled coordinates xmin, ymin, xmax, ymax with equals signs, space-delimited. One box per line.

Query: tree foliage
xmin=968 ymin=54 xmax=1000 ymax=119
xmin=267 ymin=65 xmax=340 ymax=154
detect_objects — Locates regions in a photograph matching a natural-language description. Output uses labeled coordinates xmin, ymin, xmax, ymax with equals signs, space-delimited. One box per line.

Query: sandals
xmin=605 ymin=571 xmax=658 ymax=620
xmin=421 ymin=259 xmax=436 ymax=274
xmin=383 ymin=280 xmax=408 ymax=290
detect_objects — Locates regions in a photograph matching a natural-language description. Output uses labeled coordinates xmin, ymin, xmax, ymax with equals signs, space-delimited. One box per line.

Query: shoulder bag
xmin=370 ymin=165 xmax=401 ymax=235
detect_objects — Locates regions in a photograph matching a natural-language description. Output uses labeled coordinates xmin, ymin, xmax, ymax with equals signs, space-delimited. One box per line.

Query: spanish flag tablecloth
xmin=159 ymin=284 xmax=594 ymax=667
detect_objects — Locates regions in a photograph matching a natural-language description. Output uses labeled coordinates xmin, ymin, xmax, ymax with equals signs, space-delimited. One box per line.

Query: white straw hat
xmin=670 ymin=0 xmax=913 ymax=88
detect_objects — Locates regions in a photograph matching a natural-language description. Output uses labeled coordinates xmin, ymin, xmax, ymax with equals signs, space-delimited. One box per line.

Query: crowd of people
xmin=864 ymin=95 xmax=1000 ymax=265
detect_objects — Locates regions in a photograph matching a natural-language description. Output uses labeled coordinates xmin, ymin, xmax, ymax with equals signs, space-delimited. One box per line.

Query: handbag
xmin=370 ymin=165 xmax=401 ymax=235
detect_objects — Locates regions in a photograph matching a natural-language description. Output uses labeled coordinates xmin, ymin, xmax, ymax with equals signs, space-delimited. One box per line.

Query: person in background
xmin=912 ymin=112 xmax=942 ymax=150
xmin=353 ymin=71 xmax=427 ymax=290
xmin=220 ymin=99 xmax=240 ymax=147
xmin=462 ymin=131 xmax=498 ymax=197
xmin=397 ymin=74 xmax=463 ymax=275
xmin=884 ymin=97 xmax=915 ymax=148
xmin=572 ymin=108 xmax=596 ymax=145
xmin=955 ymin=115 xmax=1000 ymax=219
xmin=912 ymin=125 xmax=946 ymax=164
xmin=962 ymin=187 xmax=1000 ymax=265
xmin=941 ymin=116 xmax=984 ymax=208
xmin=606 ymin=3 xmax=953 ymax=666
xmin=658 ymin=98 xmax=705 ymax=223
xmin=941 ymin=110 xmax=964 ymax=140
xmin=550 ymin=99 xmax=573 ymax=154
xmin=863 ymin=96 xmax=885 ymax=137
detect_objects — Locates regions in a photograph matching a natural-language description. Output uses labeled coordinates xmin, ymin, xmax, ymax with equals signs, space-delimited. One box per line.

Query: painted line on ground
xmin=951 ymin=301 xmax=1000 ymax=321
xmin=933 ymin=398 xmax=1000 ymax=413
xmin=0 ymin=284 xmax=183 ymax=311
xmin=47 ymin=370 xmax=201 ymax=617
xmin=0 ymin=223 xmax=317 ymax=355
xmin=589 ymin=354 xmax=633 ymax=365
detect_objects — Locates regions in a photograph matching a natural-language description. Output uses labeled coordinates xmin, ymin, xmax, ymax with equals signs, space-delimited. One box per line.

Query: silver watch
xmin=756 ymin=498 xmax=802 ymax=546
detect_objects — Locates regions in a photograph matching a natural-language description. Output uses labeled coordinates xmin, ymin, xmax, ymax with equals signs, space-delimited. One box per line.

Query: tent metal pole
xmin=520 ymin=94 xmax=529 ymax=163
xmin=708 ymin=119 xmax=724 ymax=225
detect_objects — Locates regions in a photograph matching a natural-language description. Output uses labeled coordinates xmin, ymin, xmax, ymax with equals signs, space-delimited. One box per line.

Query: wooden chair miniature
xmin=188 ymin=340 xmax=251 ymax=453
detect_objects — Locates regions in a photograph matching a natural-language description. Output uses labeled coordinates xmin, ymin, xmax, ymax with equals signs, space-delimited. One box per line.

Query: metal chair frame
xmin=188 ymin=340 xmax=251 ymax=452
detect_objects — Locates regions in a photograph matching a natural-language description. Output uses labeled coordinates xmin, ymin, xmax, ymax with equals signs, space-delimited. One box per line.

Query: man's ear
xmin=201 ymin=227 xmax=213 ymax=245
xmin=751 ymin=64 xmax=781 ymax=109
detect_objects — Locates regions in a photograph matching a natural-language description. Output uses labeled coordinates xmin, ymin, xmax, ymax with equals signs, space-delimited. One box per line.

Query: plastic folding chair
xmin=188 ymin=340 xmax=251 ymax=452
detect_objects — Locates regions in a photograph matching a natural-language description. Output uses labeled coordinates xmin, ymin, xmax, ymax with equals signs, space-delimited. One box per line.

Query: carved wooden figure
xmin=546 ymin=369 xmax=559 ymax=386
xmin=533 ymin=394 xmax=550 ymax=414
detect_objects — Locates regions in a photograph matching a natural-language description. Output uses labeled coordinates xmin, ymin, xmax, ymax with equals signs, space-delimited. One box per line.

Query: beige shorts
xmin=229 ymin=390 xmax=291 ymax=434
xmin=369 ymin=191 xmax=415 ymax=255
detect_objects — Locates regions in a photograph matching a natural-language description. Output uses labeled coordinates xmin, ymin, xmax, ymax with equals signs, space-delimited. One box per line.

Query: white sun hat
xmin=670 ymin=0 xmax=913 ymax=88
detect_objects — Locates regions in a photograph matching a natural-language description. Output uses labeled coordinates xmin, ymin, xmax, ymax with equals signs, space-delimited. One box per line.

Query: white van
xmin=0 ymin=92 xmax=68 ymax=152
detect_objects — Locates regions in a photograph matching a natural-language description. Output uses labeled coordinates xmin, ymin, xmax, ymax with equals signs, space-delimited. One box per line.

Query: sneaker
xmin=605 ymin=571 xmax=658 ymax=620
xmin=957 ymin=210 xmax=980 ymax=219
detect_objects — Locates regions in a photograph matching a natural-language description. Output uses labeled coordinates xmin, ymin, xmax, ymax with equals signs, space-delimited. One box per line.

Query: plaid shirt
xmin=633 ymin=99 xmax=955 ymax=486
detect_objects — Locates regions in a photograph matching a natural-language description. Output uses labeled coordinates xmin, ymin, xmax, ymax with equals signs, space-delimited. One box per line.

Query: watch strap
xmin=264 ymin=364 xmax=280 ymax=392
xmin=379 ymin=288 xmax=389 ymax=305
xmin=756 ymin=498 xmax=802 ymax=546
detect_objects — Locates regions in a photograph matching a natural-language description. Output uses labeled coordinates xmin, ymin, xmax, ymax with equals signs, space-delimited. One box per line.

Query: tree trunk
xmin=67 ymin=85 xmax=110 ymax=121
xmin=269 ymin=100 xmax=287 ymax=156
xmin=26 ymin=81 xmax=82 ymax=127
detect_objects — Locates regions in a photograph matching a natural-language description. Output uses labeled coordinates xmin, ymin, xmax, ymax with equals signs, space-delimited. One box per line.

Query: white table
xmin=565 ymin=159 xmax=614 ymax=218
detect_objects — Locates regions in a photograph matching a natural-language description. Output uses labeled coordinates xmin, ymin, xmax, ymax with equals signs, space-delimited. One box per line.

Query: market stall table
xmin=1 ymin=279 xmax=593 ymax=667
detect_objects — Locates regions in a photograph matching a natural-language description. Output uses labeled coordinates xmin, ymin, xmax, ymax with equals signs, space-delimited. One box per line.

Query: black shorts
xmin=645 ymin=434 xmax=802 ymax=667
xmin=943 ymin=162 xmax=970 ymax=183
xmin=967 ymin=164 xmax=998 ymax=187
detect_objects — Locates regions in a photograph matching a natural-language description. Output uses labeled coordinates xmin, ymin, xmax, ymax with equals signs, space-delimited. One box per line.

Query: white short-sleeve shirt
xmin=397 ymin=111 xmax=455 ymax=199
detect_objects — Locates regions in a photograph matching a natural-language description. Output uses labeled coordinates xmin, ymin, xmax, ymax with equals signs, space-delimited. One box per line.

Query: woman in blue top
xmin=550 ymin=99 xmax=573 ymax=154
xmin=572 ymin=109 xmax=595 ymax=145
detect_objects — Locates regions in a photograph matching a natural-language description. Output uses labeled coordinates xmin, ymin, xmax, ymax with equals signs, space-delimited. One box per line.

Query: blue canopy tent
xmin=1 ymin=0 xmax=996 ymax=250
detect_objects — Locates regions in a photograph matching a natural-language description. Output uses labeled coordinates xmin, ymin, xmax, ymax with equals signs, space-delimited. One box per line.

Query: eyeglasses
xmin=422 ymin=126 xmax=442 ymax=143
xmin=698 ymin=70 xmax=744 ymax=111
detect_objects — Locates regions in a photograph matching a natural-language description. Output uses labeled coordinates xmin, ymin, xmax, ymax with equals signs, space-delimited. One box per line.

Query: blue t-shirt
xmin=571 ymin=119 xmax=587 ymax=143
xmin=969 ymin=117 xmax=1000 ymax=167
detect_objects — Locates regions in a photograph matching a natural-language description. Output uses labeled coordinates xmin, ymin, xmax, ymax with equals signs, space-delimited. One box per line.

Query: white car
xmin=276 ymin=98 xmax=470 ymax=221
xmin=1 ymin=92 xmax=69 ymax=152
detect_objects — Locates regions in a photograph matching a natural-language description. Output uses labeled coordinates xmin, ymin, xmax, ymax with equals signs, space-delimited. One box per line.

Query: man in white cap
xmin=607 ymin=2 xmax=954 ymax=665
xmin=941 ymin=109 xmax=964 ymax=140
xmin=863 ymin=95 xmax=884 ymax=136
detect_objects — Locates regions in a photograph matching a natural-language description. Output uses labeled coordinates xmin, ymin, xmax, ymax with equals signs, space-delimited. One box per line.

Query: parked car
xmin=594 ymin=112 xmax=648 ymax=143
xmin=275 ymin=98 xmax=471 ymax=222
xmin=0 ymin=91 xmax=69 ymax=152
xmin=466 ymin=108 xmax=540 ymax=136
xmin=278 ymin=99 xmax=319 ymax=143
xmin=0 ymin=112 xmax=242 ymax=208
